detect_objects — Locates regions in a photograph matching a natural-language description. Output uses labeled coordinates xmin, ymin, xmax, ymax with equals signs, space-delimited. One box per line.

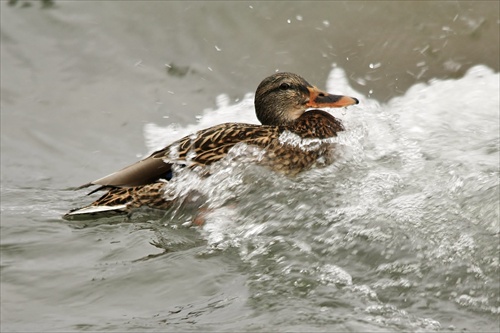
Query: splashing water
xmin=144 ymin=65 xmax=499 ymax=331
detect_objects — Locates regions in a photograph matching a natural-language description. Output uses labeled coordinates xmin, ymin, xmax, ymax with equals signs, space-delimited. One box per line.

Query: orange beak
xmin=306 ymin=86 xmax=359 ymax=108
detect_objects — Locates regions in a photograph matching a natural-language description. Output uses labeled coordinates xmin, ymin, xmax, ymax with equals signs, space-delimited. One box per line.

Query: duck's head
xmin=254 ymin=72 xmax=359 ymax=126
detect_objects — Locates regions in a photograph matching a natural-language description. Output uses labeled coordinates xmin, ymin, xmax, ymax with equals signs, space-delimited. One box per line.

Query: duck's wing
xmin=79 ymin=123 xmax=278 ymax=189
xmin=78 ymin=156 xmax=172 ymax=189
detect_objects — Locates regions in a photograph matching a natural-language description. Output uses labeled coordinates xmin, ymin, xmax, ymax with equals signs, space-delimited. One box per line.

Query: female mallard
xmin=65 ymin=72 xmax=358 ymax=217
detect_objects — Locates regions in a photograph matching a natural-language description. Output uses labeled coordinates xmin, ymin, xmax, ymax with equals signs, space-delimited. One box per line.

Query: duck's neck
xmin=286 ymin=110 xmax=344 ymax=139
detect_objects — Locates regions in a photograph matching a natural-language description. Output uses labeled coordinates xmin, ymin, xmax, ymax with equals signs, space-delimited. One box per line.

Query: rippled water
xmin=1 ymin=1 xmax=499 ymax=332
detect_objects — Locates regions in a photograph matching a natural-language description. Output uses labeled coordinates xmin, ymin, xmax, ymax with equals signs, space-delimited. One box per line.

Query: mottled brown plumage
xmin=65 ymin=72 xmax=358 ymax=218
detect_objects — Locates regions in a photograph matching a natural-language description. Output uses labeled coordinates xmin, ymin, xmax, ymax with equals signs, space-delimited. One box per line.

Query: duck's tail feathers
xmin=63 ymin=204 xmax=128 ymax=219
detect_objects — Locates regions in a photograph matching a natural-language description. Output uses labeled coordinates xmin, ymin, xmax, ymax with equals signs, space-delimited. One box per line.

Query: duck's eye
xmin=279 ymin=83 xmax=291 ymax=90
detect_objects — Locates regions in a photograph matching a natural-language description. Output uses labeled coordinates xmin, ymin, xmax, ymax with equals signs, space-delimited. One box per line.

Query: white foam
xmin=144 ymin=64 xmax=499 ymax=240
xmin=144 ymin=65 xmax=500 ymax=328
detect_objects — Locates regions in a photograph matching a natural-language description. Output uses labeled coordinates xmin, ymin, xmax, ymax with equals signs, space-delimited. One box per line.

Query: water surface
xmin=1 ymin=1 xmax=499 ymax=332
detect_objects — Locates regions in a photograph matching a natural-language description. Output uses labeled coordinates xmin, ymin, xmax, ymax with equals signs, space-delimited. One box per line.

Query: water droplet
xmin=355 ymin=77 xmax=366 ymax=86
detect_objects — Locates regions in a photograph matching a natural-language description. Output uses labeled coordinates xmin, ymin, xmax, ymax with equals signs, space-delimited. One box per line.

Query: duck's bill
xmin=306 ymin=86 xmax=359 ymax=108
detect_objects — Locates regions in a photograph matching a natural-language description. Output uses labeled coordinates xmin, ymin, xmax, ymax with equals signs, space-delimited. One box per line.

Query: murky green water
xmin=1 ymin=1 xmax=499 ymax=332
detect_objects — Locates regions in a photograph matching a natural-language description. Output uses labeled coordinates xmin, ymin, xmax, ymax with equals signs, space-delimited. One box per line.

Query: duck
xmin=64 ymin=72 xmax=358 ymax=218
